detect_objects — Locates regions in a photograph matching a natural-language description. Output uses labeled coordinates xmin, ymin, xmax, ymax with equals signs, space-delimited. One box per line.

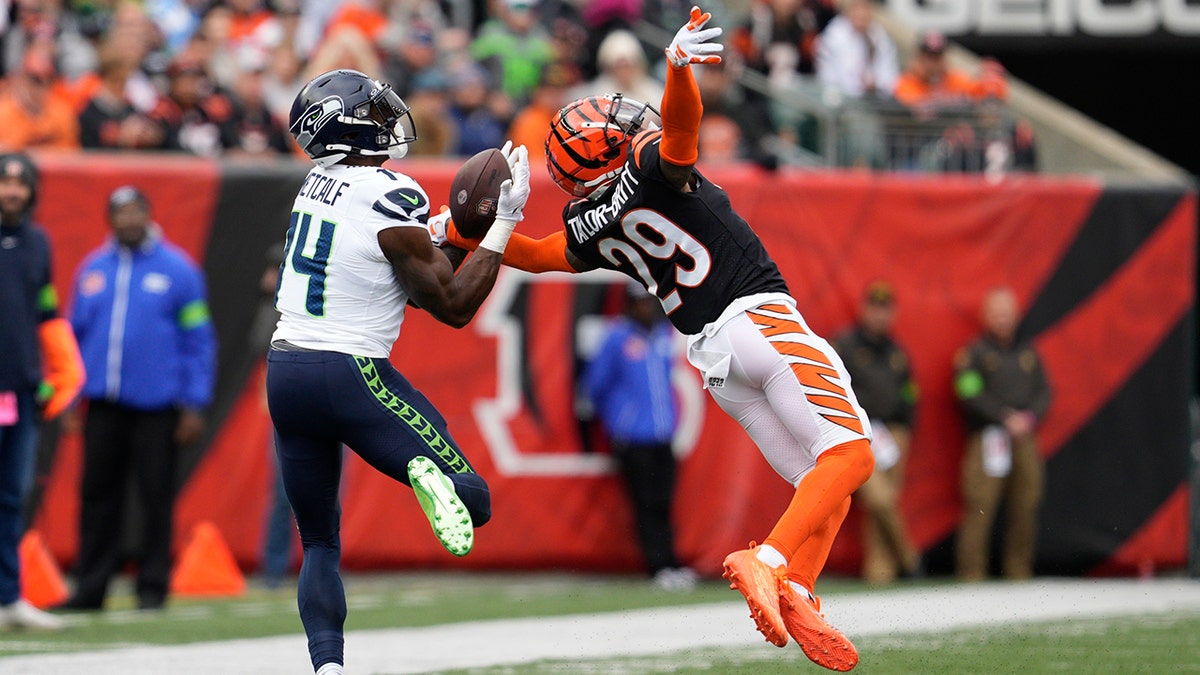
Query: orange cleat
xmin=779 ymin=585 xmax=859 ymax=671
xmin=722 ymin=544 xmax=788 ymax=648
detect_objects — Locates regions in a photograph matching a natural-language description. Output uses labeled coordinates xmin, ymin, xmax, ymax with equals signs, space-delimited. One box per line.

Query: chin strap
xmin=387 ymin=143 xmax=409 ymax=160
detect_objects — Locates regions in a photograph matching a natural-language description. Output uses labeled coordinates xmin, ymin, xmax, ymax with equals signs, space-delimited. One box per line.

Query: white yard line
xmin=2 ymin=578 xmax=1198 ymax=674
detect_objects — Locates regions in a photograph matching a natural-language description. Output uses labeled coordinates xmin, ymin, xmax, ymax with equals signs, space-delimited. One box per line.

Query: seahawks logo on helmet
xmin=293 ymin=96 xmax=344 ymax=153
xmin=289 ymin=69 xmax=418 ymax=167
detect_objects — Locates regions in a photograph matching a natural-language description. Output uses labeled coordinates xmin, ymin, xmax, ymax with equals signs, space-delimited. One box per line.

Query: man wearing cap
xmin=832 ymin=281 xmax=922 ymax=584
xmin=893 ymin=31 xmax=1007 ymax=110
xmin=0 ymin=153 xmax=82 ymax=630
xmin=60 ymin=186 xmax=216 ymax=611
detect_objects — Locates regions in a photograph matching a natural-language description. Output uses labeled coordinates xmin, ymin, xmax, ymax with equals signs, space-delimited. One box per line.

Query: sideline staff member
xmin=62 ymin=186 xmax=215 ymax=611
xmin=832 ymin=281 xmax=921 ymax=584
xmin=0 ymin=153 xmax=81 ymax=630
xmin=954 ymin=286 xmax=1050 ymax=581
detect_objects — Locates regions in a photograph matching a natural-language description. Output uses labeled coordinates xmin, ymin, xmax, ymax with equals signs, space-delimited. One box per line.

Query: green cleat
xmin=407 ymin=456 xmax=474 ymax=556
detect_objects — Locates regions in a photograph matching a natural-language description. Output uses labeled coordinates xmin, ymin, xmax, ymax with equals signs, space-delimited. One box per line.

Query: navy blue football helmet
xmin=288 ymin=69 xmax=417 ymax=167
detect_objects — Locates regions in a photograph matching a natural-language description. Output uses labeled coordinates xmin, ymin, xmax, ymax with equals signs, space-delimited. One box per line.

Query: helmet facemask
xmin=358 ymin=83 xmax=416 ymax=161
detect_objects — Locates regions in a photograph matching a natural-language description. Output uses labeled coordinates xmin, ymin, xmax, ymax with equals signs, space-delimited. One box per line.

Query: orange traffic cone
xmin=19 ymin=530 xmax=68 ymax=609
xmin=170 ymin=521 xmax=246 ymax=597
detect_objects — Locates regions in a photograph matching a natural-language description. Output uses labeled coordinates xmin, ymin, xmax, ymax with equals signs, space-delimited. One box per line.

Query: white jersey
xmin=272 ymin=164 xmax=432 ymax=357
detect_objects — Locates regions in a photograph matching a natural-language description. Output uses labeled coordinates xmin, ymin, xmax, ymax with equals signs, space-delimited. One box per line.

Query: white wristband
xmin=478 ymin=216 xmax=518 ymax=254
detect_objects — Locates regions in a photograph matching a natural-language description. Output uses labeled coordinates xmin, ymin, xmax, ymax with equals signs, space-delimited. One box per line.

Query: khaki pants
xmin=956 ymin=431 xmax=1044 ymax=581
xmin=856 ymin=424 xmax=919 ymax=584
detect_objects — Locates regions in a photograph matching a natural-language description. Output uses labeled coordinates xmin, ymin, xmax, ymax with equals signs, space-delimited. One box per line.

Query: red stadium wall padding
xmin=29 ymin=157 xmax=1195 ymax=579
xmin=29 ymin=151 xmax=220 ymax=299
xmin=1035 ymin=200 xmax=1194 ymax=455
xmin=174 ymin=362 xmax=275 ymax=563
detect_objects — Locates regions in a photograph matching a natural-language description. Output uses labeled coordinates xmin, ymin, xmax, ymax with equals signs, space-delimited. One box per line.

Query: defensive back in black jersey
xmin=563 ymin=130 xmax=789 ymax=335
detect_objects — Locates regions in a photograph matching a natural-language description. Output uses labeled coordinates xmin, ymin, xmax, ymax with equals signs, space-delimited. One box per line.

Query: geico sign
xmin=886 ymin=0 xmax=1200 ymax=36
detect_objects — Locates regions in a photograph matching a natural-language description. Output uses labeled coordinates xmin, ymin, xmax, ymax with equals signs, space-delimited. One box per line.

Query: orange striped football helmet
xmin=545 ymin=94 xmax=661 ymax=198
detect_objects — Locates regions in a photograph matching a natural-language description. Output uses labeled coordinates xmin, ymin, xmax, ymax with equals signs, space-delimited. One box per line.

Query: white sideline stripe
xmin=2 ymin=579 xmax=1199 ymax=674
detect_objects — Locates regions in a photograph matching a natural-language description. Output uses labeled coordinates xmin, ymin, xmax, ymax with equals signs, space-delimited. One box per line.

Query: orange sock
xmin=786 ymin=496 xmax=850 ymax=593
xmin=762 ymin=438 xmax=873 ymax=561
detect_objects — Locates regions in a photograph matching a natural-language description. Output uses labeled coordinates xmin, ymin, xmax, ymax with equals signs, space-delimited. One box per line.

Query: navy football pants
xmin=266 ymin=349 xmax=491 ymax=669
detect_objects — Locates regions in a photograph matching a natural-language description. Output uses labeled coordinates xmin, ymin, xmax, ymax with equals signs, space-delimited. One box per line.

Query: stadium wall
xmin=26 ymin=153 xmax=1196 ymax=578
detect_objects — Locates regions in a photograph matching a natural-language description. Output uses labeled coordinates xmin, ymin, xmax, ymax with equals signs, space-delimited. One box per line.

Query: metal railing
xmin=737 ymin=69 xmax=1030 ymax=174
xmin=634 ymin=19 xmax=1029 ymax=174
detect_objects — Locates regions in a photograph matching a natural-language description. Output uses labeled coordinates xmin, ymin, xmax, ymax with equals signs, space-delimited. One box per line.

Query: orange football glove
xmin=37 ymin=317 xmax=84 ymax=420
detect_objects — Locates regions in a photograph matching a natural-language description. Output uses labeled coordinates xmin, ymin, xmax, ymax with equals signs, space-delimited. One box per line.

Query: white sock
xmin=315 ymin=663 xmax=344 ymax=675
xmin=789 ymin=580 xmax=816 ymax=602
xmin=755 ymin=543 xmax=787 ymax=569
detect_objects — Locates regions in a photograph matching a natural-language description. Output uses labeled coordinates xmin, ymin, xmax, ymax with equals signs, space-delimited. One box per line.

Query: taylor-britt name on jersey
xmin=568 ymin=170 xmax=639 ymax=243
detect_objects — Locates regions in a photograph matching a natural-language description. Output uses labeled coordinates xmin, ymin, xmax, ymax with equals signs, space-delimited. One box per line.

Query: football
xmin=448 ymin=148 xmax=511 ymax=239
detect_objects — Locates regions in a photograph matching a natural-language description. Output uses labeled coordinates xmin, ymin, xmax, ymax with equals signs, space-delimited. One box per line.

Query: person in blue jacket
xmin=60 ymin=185 xmax=216 ymax=611
xmin=583 ymin=282 xmax=696 ymax=591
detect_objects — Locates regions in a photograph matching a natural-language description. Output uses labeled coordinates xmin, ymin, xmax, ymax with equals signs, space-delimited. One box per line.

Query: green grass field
xmin=434 ymin=611 xmax=1200 ymax=675
xmin=2 ymin=573 xmax=1198 ymax=673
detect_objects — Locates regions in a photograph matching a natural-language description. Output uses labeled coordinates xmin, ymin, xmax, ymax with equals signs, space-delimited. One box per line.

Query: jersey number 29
xmin=596 ymin=208 xmax=712 ymax=314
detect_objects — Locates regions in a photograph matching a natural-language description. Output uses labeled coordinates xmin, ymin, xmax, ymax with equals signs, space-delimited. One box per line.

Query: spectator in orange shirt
xmin=507 ymin=61 xmax=578 ymax=166
xmin=324 ymin=0 xmax=389 ymax=44
xmin=893 ymin=32 xmax=1023 ymax=174
xmin=64 ymin=0 xmax=161 ymax=115
xmin=303 ymin=9 xmax=384 ymax=81
xmin=227 ymin=0 xmax=283 ymax=50
xmin=893 ymin=32 xmax=1007 ymax=115
xmin=0 ymin=48 xmax=80 ymax=151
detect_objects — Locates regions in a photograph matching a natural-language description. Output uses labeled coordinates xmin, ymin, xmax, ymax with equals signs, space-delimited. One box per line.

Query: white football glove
xmin=479 ymin=143 xmax=530 ymax=254
xmin=428 ymin=206 xmax=451 ymax=247
xmin=665 ymin=6 xmax=723 ymax=68
xmin=495 ymin=143 xmax=530 ymax=223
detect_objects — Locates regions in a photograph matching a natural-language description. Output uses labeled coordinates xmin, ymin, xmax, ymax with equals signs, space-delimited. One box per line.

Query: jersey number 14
xmin=277 ymin=210 xmax=337 ymax=317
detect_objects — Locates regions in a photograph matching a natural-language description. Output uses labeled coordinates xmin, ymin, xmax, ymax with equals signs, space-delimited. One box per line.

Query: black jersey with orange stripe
xmin=562 ymin=130 xmax=789 ymax=335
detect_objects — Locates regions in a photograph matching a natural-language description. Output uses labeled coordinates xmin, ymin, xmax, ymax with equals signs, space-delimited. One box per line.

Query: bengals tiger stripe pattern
xmin=747 ymin=303 xmax=866 ymax=436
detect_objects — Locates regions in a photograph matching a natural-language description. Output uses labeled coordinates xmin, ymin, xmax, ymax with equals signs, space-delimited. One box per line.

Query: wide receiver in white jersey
xmin=268 ymin=68 xmax=529 ymax=675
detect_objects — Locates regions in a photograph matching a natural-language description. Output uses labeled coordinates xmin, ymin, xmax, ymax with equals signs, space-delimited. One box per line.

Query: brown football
xmin=448 ymin=148 xmax=511 ymax=239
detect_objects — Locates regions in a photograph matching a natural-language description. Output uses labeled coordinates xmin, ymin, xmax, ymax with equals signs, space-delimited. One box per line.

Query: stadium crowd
xmin=0 ymin=0 xmax=1032 ymax=173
